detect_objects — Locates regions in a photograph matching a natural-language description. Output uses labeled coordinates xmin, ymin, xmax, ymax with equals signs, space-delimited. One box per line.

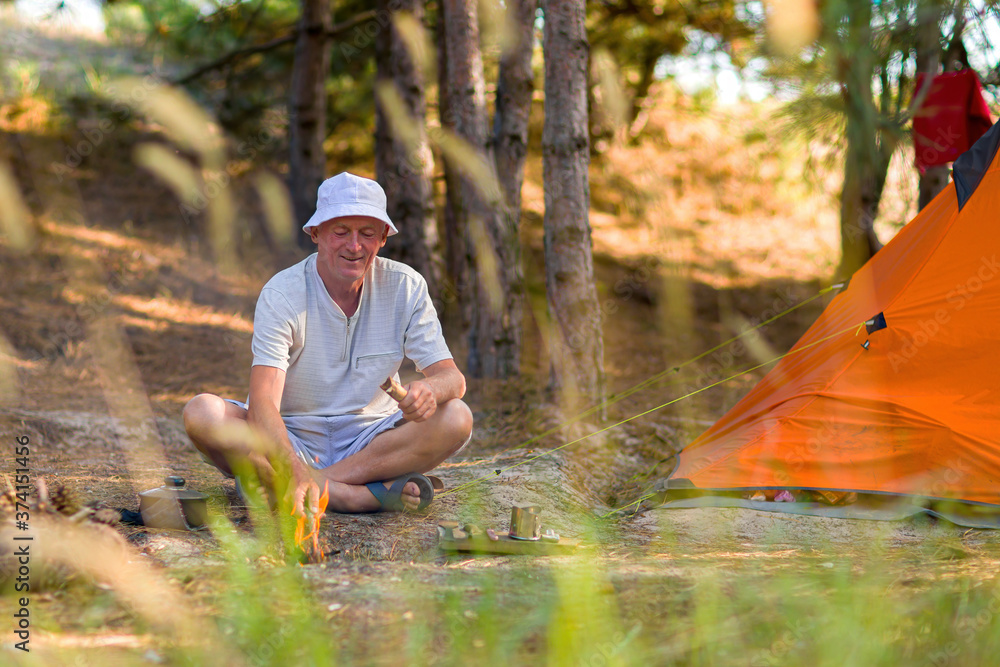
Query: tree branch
xmin=172 ymin=33 xmax=295 ymax=85
xmin=171 ymin=10 xmax=378 ymax=86
xmin=943 ymin=1 xmax=969 ymax=72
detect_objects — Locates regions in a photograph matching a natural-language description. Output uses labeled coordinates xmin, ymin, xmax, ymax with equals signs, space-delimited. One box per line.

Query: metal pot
xmin=509 ymin=504 xmax=542 ymax=541
xmin=139 ymin=476 xmax=208 ymax=530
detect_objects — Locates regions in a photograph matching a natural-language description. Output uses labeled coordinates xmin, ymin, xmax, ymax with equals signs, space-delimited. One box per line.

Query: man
xmin=183 ymin=173 xmax=473 ymax=516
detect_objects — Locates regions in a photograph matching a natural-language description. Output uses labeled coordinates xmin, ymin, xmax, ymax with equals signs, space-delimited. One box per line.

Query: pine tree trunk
xmin=440 ymin=0 xmax=518 ymax=377
xmin=919 ymin=166 xmax=950 ymax=209
xmin=289 ymin=0 xmax=331 ymax=248
xmin=915 ymin=1 xmax=948 ymax=210
xmin=628 ymin=48 xmax=659 ymax=140
xmin=439 ymin=0 xmax=478 ymax=324
xmin=837 ymin=119 xmax=889 ymax=280
xmin=483 ymin=0 xmax=537 ymax=378
xmin=835 ymin=0 xmax=883 ymax=280
xmin=374 ymin=0 xmax=439 ymax=295
xmin=436 ymin=8 xmax=461 ymax=316
xmin=542 ymin=0 xmax=606 ymax=407
xmin=494 ymin=0 xmax=537 ymax=221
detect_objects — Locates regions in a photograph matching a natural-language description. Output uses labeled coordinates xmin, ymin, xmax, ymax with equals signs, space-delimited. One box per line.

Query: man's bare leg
xmin=183 ymin=395 xmax=267 ymax=478
xmin=182 ymin=394 xmax=281 ymax=503
xmin=183 ymin=394 xmax=473 ymax=512
xmin=316 ymin=398 xmax=474 ymax=513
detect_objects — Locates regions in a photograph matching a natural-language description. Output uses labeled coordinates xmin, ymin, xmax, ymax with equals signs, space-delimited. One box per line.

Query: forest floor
xmin=2 ymin=16 xmax=1000 ymax=666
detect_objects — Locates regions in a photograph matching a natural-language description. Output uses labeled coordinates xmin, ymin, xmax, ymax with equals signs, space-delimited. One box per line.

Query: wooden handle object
xmin=380 ymin=377 xmax=408 ymax=401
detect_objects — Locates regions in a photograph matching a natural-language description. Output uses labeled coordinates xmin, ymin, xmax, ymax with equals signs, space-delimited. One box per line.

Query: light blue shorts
xmin=224 ymin=399 xmax=405 ymax=470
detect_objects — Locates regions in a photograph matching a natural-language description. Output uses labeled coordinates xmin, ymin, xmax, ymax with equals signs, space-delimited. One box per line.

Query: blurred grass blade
xmin=375 ymin=81 xmax=423 ymax=155
xmin=548 ymin=560 xmax=633 ymax=666
xmin=766 ymin=0 xmax=820 ymax=55
xmin=254 ymin=171 xmax=294 ymax=248
xmin=592 ymin=48 xmax=627 ymax=133
xmin=134 ymin=143 xmax=236 ymax=269
xmin=0 ymin=160 xmax=36 ymax=251
xmin=106 ymin=77 xmax=225 ymax=169
xmin=431 ymin=127 xmax=502 ymax=204
xmin=480 ymin=0 xmax=518 ymax=57
xmin=86 ymin=316 xmax=172 ymax=493
xmin=0 ymin=332 xmax=18 ymax=404
xmin=721 ymin=310 xmax=779 ymax=366
xmin=134 ymin=142 xmax=201 ymax=204
xmin=29 ymin=517 xmax=238 ymax=663
xmin=470 ymin=216 xmax=503 ymax=314
xmin=206 ymin=177 xmax=237 ymax=271
xmin=392 ymin=11 xmax=436 ymax=81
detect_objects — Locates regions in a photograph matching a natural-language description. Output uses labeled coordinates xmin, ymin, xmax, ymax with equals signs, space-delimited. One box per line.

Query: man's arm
xmin=396 ymin=359 xmax=466 ymax=423
xmin=246 ymin=365 xmax=320 ymax=517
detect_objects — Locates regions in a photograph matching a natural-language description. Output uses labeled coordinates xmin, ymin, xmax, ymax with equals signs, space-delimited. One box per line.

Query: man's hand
xmin=390 ymin=360 xmax=466 ymax=422
xmin=397 ymin=379 xmax=438 ymax=422
xmin=248 ymin=366 xmax=322 ymax=519
xmin=285 ymin=462 xmax=321 ymax=518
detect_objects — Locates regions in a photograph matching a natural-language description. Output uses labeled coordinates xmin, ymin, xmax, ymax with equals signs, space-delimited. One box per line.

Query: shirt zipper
xmin=341 ymin=277 xmax=364 ymax=362
xmin=343 ymin=317 xmax=351 ymax=361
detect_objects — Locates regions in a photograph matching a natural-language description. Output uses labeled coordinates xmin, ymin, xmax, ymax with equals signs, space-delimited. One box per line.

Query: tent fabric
xmin=665 ymin=130 xmax=1000 ymax=508
xmin=913 ymin=69 xmax=993 ymax=173
xmin=655 ymin=496 xmax=1000 ymax=530
xmin=953 ymin=117 xmax=1000 ymax=209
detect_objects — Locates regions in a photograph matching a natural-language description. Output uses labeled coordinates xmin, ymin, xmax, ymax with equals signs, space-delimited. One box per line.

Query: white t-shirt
xmin=251 ymin=254 xmax=453 ymax=417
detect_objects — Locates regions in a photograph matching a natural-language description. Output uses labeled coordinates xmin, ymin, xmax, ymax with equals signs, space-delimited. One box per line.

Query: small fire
xmin=293 ymin=480 xmax=329 ymax=563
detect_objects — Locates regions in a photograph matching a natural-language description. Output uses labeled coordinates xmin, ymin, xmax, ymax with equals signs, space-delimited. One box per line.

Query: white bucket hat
xmin=302 ymin=172 xmax=398 ymax=236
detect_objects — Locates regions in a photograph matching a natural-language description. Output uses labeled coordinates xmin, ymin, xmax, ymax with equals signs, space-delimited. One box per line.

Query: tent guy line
xmin=438 ymin=320 xmax=866 ymax=501
xmin=488 ymin=282 xmax=846 ymax=460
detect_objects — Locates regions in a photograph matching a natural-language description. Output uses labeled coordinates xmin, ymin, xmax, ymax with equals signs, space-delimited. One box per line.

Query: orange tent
xmin=664 ymin=122 xmax=1000 ymax=511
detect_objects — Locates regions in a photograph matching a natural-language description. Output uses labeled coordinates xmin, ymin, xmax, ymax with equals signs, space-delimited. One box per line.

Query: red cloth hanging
xmin=913 ymin=69 xmax=993 ymax=172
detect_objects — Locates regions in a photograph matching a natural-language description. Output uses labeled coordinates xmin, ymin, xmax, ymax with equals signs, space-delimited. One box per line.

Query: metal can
xmin=508 ymin=504 xmax=542 ymax=540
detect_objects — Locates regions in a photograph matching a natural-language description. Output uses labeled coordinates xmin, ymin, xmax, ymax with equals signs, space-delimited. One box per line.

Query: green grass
xmin=6 ymin=509 xmax=1000 ymax=666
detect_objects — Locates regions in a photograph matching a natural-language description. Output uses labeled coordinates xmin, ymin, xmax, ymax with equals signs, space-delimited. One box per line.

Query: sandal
xmin=365 ymin=472 xmax=435 ymax=512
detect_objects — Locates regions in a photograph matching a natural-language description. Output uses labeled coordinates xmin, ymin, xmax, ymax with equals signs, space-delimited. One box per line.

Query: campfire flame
xmin=293 ymin=480 xmax=329 ymax=563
